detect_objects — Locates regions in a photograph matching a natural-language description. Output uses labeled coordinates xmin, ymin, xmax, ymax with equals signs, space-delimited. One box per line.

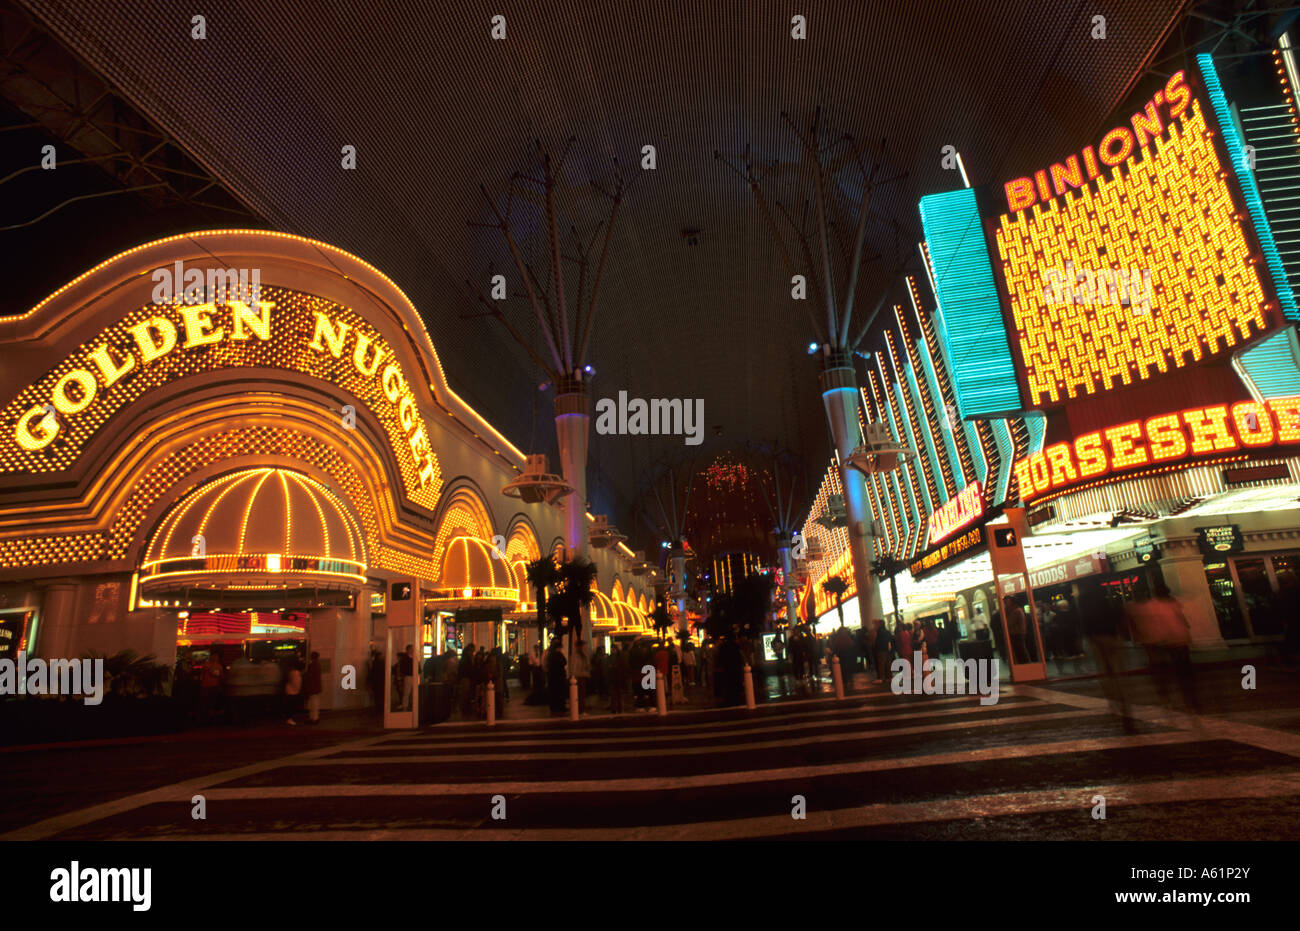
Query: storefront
xmin=0 ymin=230 xmax=642 ymax=716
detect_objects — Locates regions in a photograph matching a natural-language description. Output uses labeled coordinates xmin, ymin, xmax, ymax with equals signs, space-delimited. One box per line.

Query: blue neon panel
xmin=1200 ymin=53 xmax=1300 ymax=322
xmin=991 ymin=419 xmax=1015 ymax=506
xmin=1024 ymin=411 xmax=1047 ymax=456
xmin=894 ymin=379 xmax=933 ymax=514
xmin=1237 ymin=327 xmax=1300 ymax=398
xmin=919 ymin=188 xmax=1023 ymax=415
xmin=904 ymin=358 xmax=946 ymax=505
xmin=918 ymin=340 xmax=967 ymax=487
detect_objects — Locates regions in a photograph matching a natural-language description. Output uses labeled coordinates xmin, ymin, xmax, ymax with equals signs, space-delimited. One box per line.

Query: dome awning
xmin=426 ymin=535 xmax=518 ymax=609
xmin=589 ymin=589 xmax=619 ymax=631
xmin=139 ymin=467 xmax=366 ymax=595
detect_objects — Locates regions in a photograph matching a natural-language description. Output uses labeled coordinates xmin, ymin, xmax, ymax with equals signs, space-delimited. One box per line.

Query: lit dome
xmin=140 ymin=467 xmax=366 ymax=594
xmin=427 ymin=535 xmax=518 ymax=608
xmin=589 ymin=589 xmax=619 ymax=631
xmin=612 ymin=600 xmax=645 ymax=631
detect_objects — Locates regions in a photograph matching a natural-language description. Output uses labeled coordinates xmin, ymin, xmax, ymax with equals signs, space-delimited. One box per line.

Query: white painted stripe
xmin=361 ymin=699 xmax=1066 ymax=750
xmin=194 ymin=731 xmax=1197 ymax=800
xmin=284 ymin=709 xmax=1099 ymax=765
xmin=0 ymin=733 xmax=394 ymax=842
xmin=382 ymin=691 xmax=1045 ymax=742
xmin=1016 ymin=686 xmax=1300 ymax=760
xmin=148 ymin=772 xmax=1300 ymax=841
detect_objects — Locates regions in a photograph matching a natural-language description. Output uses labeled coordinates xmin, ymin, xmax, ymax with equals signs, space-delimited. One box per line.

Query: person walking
xmin=304 ymin=651 xmax=323 ymax=724
xmin=199 ymin=648 xmax=225 ymax=724
xmin=283 ymin=658 xmax=303 ymax=725
xmin=609 ymin=641 xmax=629 ymax=713
xmin=895 ymin=620 xmax=913 ymax=667
xmin=571 ymin=639 xmax=591 ymax=710
xmin=546 ymin=639 xmax=568 ymax=714
xmin=872 ymin=618 xmax=893 ymax=683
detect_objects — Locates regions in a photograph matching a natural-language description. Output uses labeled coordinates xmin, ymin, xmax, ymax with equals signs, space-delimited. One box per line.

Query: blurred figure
xmin=1080 ymin=586 xmax=1133 ymax=729
xmin=304 ymin=651 xmax=323 ymax=724
xmin=609 ymin=641 xmax=629 ymax=713
xmin=895 ymin=620 xmax=912 ymax=663
xmin=1130 ymin=583 xmax=1199 ymax=715
xmin=546 ymin=638 xmax=567 ymax=714
xmin=1004 ymin=597 xmax=1029 ymax=664
xmin=199 ymin=648 xmax=225 ymax=724
xmin=871 ymin=618 xmax=892 ymax=683
xmin=717 ymin=633 xmax=744 ymax=706
xmin=366 ymin=646 xmax=384 ymax=715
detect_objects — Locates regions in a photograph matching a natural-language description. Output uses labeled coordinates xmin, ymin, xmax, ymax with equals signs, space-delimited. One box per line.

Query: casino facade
xmin=802 ymin=52 xmax=1300 ymax=677
xmin=0 ymin=229 xmax=654 ymax=711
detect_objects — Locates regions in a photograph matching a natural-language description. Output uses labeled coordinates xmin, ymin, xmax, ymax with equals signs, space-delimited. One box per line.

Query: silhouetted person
xmin=1080 ymin=586 xmax=1133 ymax=729
xmin=546 ymin=639 xmax=568 ymax=713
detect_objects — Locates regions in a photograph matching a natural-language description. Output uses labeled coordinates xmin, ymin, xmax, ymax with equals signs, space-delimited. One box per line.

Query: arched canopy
xmin=140 ymin=467 xmax=365 ymax=596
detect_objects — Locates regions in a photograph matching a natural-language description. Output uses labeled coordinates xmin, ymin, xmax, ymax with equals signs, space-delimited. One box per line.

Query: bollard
xmin=832 ymin=655 xmax=844 ymax=699
xmin=486 ymin=681 xmax=496 ymax=726
xmin=569 ymin=676 xmax=579 ymax=721
xmin=743 ymin=664 xmax=756 ymax=709
xmin=656 ymin=678 xmax=668 ymax=716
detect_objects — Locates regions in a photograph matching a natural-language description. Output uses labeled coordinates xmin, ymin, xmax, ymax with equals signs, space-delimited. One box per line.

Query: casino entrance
xmin=135 ymin=466 xmax=373 ymax=719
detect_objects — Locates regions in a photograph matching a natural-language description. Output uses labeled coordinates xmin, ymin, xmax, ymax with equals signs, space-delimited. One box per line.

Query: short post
xmin=743 ymin=664 xmax=756 ymax=709
xmin=569 ymin=676 xmax=579 ymax=721
xmin=656 ymin=675 xmax=668 ymax=715
xmin=486 ymin=681 xmax=496 ymax=726
xmin=832 ymin=655 xmax=844 ymax=699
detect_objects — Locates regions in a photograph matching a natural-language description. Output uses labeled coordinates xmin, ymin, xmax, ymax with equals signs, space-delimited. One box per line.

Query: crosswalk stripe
xmin=359 ymin=698 xmax=1062 ymax=750
xmin=260 ymin=709 xmax=1101 ymax=766
xmin=143 ymin=772 xmax=1300 ymax=842
xmin=191 ymin=731 xmax=1198 ymax=800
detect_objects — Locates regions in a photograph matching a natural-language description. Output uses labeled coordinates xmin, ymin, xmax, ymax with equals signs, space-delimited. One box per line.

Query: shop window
xmin=1235 ymin=558 xmax=1281 ymax=637
xmin=1203 ymin=562 xmax=1247 ymax=639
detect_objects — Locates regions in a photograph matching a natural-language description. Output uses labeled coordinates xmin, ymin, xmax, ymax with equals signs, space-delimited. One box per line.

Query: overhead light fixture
xmin=807 ymin=342 xmax=819 ymax=354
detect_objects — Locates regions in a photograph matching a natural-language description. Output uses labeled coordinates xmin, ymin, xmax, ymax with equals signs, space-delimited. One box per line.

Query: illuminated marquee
xmin=3 ymin=286 xmax=442 ymax=505
xmin=926 ymin=481 xmax=984 ymax=547
xmin=992 ymin=70 xmax=1279 ymax=407
xmin=909 ymin=525 xmax=985 ymax=580
xmin=1014 ymin=397 xmax=1300 ymax=502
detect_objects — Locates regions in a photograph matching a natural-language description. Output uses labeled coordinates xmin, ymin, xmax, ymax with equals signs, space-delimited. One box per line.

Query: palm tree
xmin=822 ymin=575 xmax=848 ymax=628
xmin=525 ymin=556 xmax=561 ymax=702
xmin=525 ymin=556 xmax=560 ymax=649
xmin=547 ymin=556 xmax=598 ymax=651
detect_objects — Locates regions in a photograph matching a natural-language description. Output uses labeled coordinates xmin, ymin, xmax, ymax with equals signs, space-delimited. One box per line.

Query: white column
xmin=819 ymin=362 xmax=882 ymax=626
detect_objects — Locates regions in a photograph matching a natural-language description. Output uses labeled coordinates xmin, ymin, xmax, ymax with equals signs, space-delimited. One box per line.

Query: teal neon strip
xmin=894 ymin=379 xmax=933 ymax=515
xmin=904 ymin=358 xmax=946 ymax=505
xmin=1200 ymin=52 xmax=1300 ymax=321
xmin=919 ymin=188 xmax=1023 ymax=414
xmin=918 ymin=339 xmax=967 ymax=487
xmin=991 ymin=419 xmax=1015 ymax=506
xmin=1235 ymin=327 xmax=1300 ymax=398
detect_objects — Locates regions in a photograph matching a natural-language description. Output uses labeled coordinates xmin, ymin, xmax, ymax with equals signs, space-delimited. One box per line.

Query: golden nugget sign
xmin=7 ymin=288 xmax=441 ymax=501
xmin=1014 ymin=398 xmax=1300 ymax=502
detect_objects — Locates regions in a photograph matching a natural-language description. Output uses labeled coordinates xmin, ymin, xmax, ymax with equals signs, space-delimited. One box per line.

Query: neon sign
xmin=927 ymin=481 xmax=984 ymax=547
xmin=1014 ymin=397 xmax=1300 ymax=501
xmin=1003 ymin=72 xmax=1192 ymax=213
xmin=4 ymin=288 xmax=441 ymax=502
xmin=993 ymin=83 xmax=1276 ymax=407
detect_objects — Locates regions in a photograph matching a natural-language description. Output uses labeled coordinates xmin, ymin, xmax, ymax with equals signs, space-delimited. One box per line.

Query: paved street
xmin=5 ymin=665 xmax=1300 ymax=841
